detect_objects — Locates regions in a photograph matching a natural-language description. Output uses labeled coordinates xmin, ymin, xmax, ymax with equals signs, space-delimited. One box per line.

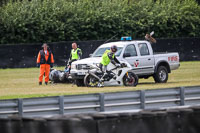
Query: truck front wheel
xmin=153 ymin=66 xmax=168 ymax=83
xmin=75 ymin=79 xmax=85 ymax=87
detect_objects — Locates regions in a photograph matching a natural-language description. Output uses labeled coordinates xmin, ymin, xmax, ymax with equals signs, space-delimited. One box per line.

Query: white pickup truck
xmin=70 ymin=39 xmax=180 ymax=86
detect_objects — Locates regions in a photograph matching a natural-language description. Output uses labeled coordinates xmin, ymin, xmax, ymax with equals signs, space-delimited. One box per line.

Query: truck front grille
xmin=77 ymin=64 xmax=90 ymax=70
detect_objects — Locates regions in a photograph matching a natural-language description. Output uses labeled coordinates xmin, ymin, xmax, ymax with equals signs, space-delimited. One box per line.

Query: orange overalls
xmin=37 ymin=50 xmax=54 ymax=83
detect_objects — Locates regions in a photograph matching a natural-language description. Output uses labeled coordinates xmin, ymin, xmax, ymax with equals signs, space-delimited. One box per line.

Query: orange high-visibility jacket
xmin=37 ymin=50 xmax=54 ymax=64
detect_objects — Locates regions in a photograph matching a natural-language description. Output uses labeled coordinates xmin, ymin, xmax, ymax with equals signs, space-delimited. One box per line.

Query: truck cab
xmin=71 ymin=38 xmax=180 ymax=86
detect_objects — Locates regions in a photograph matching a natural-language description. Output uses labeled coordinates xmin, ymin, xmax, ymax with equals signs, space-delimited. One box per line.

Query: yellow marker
xmin=126 ymin=72 xmax=129 ymax=76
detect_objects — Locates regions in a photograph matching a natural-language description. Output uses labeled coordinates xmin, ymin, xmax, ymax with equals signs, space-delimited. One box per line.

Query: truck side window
xmin=138 ymin=43 xmax=149 ymax=56
xmin=124 ymin=44 xmax=137 ymax=57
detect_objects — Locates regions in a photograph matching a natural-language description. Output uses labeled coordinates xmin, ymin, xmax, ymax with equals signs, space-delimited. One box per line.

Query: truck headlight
xmin=71 ymin=64 xmax=76 ymax=69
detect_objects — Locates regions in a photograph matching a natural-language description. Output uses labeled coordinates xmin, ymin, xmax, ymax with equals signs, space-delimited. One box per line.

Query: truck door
xmin=137 ymin=43 xmax=155 ymax=74
xmin=123 ymin=44 xmax=140 ymax=74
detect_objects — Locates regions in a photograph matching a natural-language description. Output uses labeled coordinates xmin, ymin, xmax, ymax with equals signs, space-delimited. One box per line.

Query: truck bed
xmin=153 ymin=52 xmax=177 ymax=55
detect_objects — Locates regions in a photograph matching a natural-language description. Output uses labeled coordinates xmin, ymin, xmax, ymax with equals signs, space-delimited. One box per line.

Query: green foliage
xmin=0 ymin=0 xmax=200 ymax=44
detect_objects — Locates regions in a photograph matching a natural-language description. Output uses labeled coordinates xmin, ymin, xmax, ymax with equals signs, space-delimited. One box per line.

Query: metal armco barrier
xmin=0 ymin=86 xmax=200 ymax=118
xmin=0 ymin=106 xmax=200 ymax=133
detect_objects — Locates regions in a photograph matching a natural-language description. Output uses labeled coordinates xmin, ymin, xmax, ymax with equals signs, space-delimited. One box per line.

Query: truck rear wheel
xmin=153 ymin=66 xmax=168 ymax=83
xmin=75 ymin=79 xmax=85 ymax=87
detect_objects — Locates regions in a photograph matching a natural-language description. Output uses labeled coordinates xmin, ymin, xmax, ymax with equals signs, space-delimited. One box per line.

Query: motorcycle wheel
xmin=75 ymin=79 xmax=85 ymax=87
xmin=84 ymin=74 xmax=99 ymax=87
xmin=123 ymin=72 xmax=138 ymax=87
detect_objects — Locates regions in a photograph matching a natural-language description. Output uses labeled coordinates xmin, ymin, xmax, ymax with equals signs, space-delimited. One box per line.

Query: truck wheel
xmin=153 ymin=66 xmax=168 ymax=83
xmin=123 ymin=72 xmax=138 ymax=86
xmin=75 ymin=79 xmax=85 ymax=87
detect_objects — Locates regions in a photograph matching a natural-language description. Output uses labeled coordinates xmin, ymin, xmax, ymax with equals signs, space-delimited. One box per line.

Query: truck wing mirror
xmin=123 ymin=53 xmax=131 ymax=58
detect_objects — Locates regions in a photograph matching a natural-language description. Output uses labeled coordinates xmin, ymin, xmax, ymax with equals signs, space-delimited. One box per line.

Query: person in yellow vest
xmin=99 ymin=45 xmax=121 ymax=84
xmin=100 ymin=45 xmax=121 ymax=71
xmin=65 ymin=42 xmax=82 ymax=73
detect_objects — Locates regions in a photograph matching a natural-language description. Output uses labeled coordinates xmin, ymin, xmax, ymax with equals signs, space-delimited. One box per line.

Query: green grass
xmin=0 ymin=61 xmax=200 ymax=100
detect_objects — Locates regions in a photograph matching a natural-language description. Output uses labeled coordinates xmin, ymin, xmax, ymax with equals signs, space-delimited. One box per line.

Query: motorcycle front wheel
xmin=123 ymin=72 xmax=138 ymax=87
xmin=84 ymin=74 xmax=99 ymax=87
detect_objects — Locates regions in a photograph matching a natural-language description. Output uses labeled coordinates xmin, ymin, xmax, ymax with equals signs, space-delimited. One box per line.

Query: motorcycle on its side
xmin=84 ymin=61 xmax=138 ymax=87
xmin=49 ymin=68 xmax=71 ymax=83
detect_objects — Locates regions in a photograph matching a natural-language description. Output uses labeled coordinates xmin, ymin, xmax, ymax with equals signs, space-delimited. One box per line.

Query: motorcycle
xmin=49 ymin=68 xmax=71 ymax=83
xmin=84 ymin=61 xmax=138 ymax=87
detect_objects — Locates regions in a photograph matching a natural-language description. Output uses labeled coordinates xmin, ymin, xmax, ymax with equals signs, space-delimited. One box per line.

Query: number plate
xmin=77 ymin=72 xmax=86 ymax=75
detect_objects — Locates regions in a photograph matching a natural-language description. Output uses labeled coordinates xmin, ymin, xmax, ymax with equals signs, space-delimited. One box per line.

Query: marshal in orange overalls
xmin=37 ymin=50 xmax=54 ymax=84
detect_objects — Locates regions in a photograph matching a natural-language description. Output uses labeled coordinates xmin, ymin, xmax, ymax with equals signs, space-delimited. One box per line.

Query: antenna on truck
xmin=103 ymin=34 xmax=118 ymax=44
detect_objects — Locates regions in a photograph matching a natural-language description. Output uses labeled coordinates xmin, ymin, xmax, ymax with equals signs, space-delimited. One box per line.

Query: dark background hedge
xmin=0 ymin=38 xmax=199 ymax=68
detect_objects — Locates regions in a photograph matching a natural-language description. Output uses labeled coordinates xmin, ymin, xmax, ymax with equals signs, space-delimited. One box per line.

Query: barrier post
xmin=140 ymin=90 xmax=145 ymax=109
xmin=59 ymin=96 xmax=64 ymax=115
xmin=180 ymin=87 xmax=185 ymax=106
xmin=99 ymin=93 xmax=105 ymax=112
xmin=18 ymin=98 xmax=23 ymax=117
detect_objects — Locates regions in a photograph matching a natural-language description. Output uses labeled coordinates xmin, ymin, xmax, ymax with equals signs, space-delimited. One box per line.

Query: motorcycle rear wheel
xmin=123 ymin=72 xmax=138 ymax=87
xmin=84 ymin=74 xmax=99 ymax=87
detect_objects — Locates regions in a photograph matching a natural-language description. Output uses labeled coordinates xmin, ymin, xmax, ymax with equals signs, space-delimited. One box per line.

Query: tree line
xmin=0 ymin=0 xmax=200 ymax=44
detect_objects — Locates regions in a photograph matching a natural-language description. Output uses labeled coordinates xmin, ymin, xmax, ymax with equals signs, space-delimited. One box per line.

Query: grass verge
xmin=0 ymin=61 xmax=199 ymax=100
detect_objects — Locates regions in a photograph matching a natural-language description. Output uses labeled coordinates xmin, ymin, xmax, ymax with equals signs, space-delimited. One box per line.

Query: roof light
xmin=121 ymin=36 xmax=132 ymax=41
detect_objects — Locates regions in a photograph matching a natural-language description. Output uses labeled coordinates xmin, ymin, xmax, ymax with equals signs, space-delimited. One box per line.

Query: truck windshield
xmin=92 ymin=47 xmax=123 ymax=57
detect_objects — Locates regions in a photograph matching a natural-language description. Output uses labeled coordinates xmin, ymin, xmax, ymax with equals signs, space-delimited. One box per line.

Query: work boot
xmin=45 ymin=82 xmax=48 ymax=85
xmin=39 ymin=82 xmax=42 ymax=85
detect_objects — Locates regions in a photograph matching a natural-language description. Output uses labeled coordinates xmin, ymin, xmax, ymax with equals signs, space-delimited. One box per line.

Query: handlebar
xmin=110 ymin=63 xmax=127 ymax=71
